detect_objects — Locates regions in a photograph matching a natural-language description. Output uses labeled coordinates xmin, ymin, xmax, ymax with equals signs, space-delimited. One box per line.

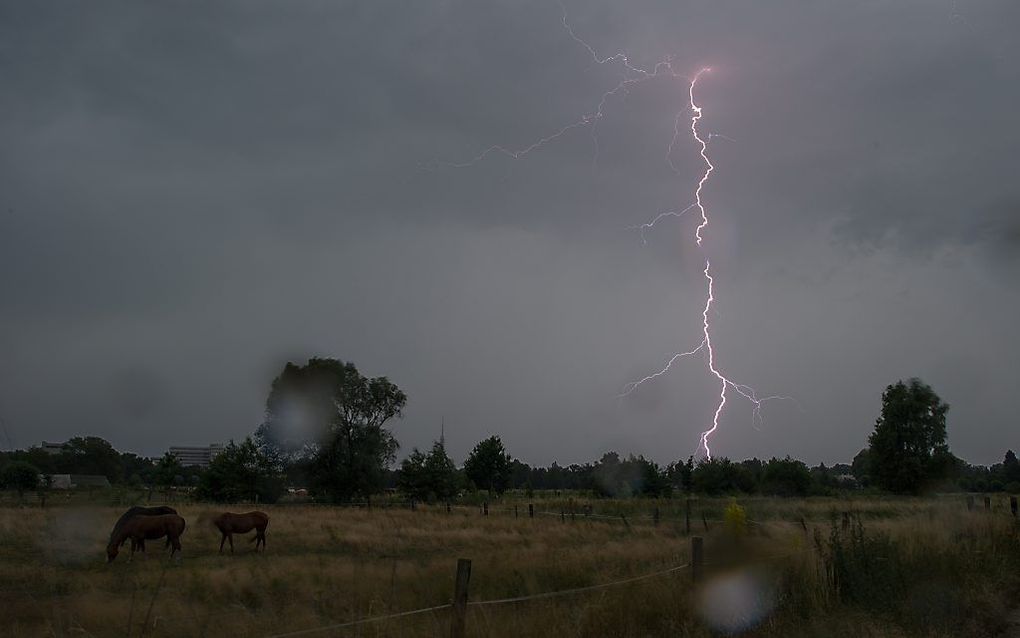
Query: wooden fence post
xmin=691 ymin=536 xmax=703 ymax=584
xmin=1011 ymin=496 xmax=1018 ymax=518
xmin=560 ymin=509 xmax=565 ymax=523
xmin=685 ymin=498 xmax=691 ymax=535
xmin=654 ymin=507 xmax=660 ymax=526
xmin=483 ymin=502 xmax=488 ymax=516
xmin=984 ymin=496 xmax=991 ymax=511
xmin=528 ymin=503 xmax=534 ymax=518
xmin=446 ymin=502 xmax=451 ymax=514
xmin=450 ymin=559 xmax=471 ymax=638
xmin=514 ymin=505 xmax=518 ymax=519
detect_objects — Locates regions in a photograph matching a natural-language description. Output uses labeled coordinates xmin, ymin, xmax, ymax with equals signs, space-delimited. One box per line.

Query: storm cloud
xmin=1 ymin=0 xmax=1017 ymax=465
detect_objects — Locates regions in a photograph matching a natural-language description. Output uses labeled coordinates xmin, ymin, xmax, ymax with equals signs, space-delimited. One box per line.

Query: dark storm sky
xmin=2 ymin=1 xmax=1018 ymax=465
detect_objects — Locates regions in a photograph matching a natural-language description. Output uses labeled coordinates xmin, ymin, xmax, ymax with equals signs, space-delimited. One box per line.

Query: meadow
xmin=1 ymin=493 xmax=1018 ymax=637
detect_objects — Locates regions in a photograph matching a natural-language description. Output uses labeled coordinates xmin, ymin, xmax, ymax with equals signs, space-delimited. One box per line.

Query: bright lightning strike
xmin=439 ymin=3 xmax=794 ymax=460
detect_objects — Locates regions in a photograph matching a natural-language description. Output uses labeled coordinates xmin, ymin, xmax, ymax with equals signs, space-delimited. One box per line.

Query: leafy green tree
xmin=851 ymin=448 xmax=871 ymax=487
xmin=397 ymin=448 xmax=429 ymax=501
xmin=508 ymin=459 xmax=532 ymax=492
xmin=121 ymin=453 xmax=156 ymax=486
xmin=638 ymin=458 xmax=671 ymax=497
xmin=592 ymin=452 xmax=631 ymax=497
xmin=1 ymin=461 xmax=40 ymax=498
xmin=1003 ymin=450 xmax=1020 ymax=485
xmin=464 ymin=436 xmax=511 ymax=494
xmin=423 ymin=441 xmax=459 ymax=500
xmin=154 ymin=452 xmax=182 ymax=494
xmin=761 ymin=457 xmax=812 ymax=496
xmin=397 ymin=441 xmax=459 ymax=502
xmin=867 ymin=378 xmax=952 ymax=494
xmin=196 ymin=438 xmax=283 ymax=503
xmin=664 ymin=456 xmax=696 ymax=494
xmin=692 ymin=458 xmax=755 ymax=495
xmin=258 ymin=358 xmax=406 ymax=502
xmin=57 ymin=436 xmax=122 ymax=480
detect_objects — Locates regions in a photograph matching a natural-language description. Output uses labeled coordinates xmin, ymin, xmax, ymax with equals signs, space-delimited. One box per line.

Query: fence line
xmin=265 ymin=602 xmax=454 ymax=638
xmin=466 ymin=562 xmax=690 ymax=606
xmin=262 ymin=560 xmax=692 ymax=637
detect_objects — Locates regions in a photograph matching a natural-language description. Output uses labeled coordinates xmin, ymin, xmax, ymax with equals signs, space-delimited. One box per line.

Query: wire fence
xmin=259 ymin=547 xmax=818 ymax=638
xmin=263 ymin=560 xmax=693 ymax=638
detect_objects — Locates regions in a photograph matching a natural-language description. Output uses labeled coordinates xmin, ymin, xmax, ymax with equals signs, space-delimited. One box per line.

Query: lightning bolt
xmin=438 ymin=3 xmax=794 ymax=459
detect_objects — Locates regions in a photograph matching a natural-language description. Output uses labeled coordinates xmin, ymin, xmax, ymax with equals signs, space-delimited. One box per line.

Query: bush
xmin=0 ymin=461 xmax=40 ymax=497
xmin=723 ymin=499 xmax=747 ymax=536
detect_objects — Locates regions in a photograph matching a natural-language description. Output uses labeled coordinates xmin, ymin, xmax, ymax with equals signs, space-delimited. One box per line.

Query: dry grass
xmin=0 ymin=495 xmax=1017 ymax=637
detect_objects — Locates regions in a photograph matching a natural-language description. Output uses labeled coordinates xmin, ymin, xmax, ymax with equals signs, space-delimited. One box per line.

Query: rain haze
xmin=2 ymin=0 xmax=1018 ymax=466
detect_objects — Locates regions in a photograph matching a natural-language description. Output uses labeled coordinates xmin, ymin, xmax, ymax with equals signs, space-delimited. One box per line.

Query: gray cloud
xmin=1 ymin=0 xmax=1018 ymax=465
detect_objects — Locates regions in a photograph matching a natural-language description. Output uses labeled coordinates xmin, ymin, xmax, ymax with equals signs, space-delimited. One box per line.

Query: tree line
xmin=3 ymin=359 xmax=1017 ymax=501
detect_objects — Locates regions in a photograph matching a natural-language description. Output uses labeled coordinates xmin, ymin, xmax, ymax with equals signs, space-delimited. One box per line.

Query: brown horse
xmin=107 ymin=514 xmax=186 ymax=562
xmin=213 ymin=511 xmax=269 ymax=554
xmin=109 ymin=506 xmax=178 ymax=549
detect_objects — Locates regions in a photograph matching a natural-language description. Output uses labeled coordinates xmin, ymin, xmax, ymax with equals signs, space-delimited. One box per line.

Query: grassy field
xmin=1 ymin=494 xmax=1018 ymax=637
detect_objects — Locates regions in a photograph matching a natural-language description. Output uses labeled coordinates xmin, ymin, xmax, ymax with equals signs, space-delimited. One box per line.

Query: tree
xmin=682 ymin=456 xmax=694 ymax=493
xmin=154 ymin=452 xmax=182 ymax=495
xmin=851 ymin=448 xmax=871 ymax=487
xmin=692 ymin=458 xmax=755 ymax=495
xmin=397 ymin=440 xmax=459 ymax=502
xmin=258 ymin=358 xmax=406 ymax=502
xmin=867 ymin=378 xmax=952 ymax=494
xmin=397 ymin=449 xmax=429 ymax=501
xmin=57 ymin=436 xmax=122 ymax=481
xmin=637 ymin=458 xmax=671 ymax=497
xmin=1003 ymin=450 xmax=1020 ymax=485
xmin=464 ymin=436 xmax=511 ymax=494
xmin=423 ymin=441 xmax=459 ymax=500
xmin=196 ymin=438 xmax=284 ymax=503
xmin=761 ymin=457 xmax=812 ymax=496
xmin=1 ymin=461 xmax=40 ymax=498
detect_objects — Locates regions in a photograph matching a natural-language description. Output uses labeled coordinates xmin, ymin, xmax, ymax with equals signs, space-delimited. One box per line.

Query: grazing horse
xmin=109 ymin=506 xmax=178 ymax=550
xmin=107 ymin=514 xmax=186 ymax=563
xmin=213 ymin=511 xmax=269 ymax=554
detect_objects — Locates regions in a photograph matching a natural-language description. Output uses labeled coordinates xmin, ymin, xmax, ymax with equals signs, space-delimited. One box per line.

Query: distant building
xmin=46 ymin=474 xmax=111 ymax=490
xmin=39 ymin=441 xmax=67 ymax=455
xmin=168 ymin=443 xmax=224 ymax=468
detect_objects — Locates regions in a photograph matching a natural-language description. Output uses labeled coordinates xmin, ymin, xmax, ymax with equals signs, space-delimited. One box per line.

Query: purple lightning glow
xmin=441 ymin=3 xmax=793 ymax=459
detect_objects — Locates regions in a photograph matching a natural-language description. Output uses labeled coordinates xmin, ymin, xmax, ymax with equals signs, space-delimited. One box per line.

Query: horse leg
xmin=219 ymin=533 xmax=226 ymax=554
xmin=228 ymin=534 xmax=234 ymax=554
